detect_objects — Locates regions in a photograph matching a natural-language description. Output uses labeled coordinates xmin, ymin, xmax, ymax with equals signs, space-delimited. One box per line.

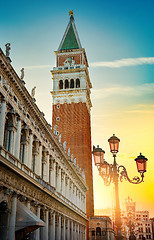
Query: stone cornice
xmin=51 ymin=88 xmax=89 ymax=95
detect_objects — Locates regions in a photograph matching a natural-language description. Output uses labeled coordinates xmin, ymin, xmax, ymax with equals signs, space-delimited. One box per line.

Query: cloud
xmin=24 ymin=65 xmax=51 ymax=70
xmin=90 ymin=57 xmax=154 ymax=68
xmin=124 ymin=103 xmax=154 ymax=114
xmin=22 ymin=57 xmax=154 ymax=69
xmin=92 ymin=83 xmax=154 ymax=99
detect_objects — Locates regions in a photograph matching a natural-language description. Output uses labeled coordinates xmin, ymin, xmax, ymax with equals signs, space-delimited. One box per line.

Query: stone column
xmin=8 ymin=193 xmax=17 ymax=240
xmin=77 ymin=224 xmax=80 ymax=240
xmin=22 ymin=127 xmax=30 ymax=165
xmin=43 ymin=150 xmax=48 ymax=181
xmin=58 ymin=166 xmax=61 ymax=193
xmin=27 ymin=131 xmax=33 ymax=168
xmin=80 ymin=225 xmax=82 ymax=239
xmin=37 ymin=143 xmax=42 ymax=176
xmin=36 ymin=205 xmax=40 ymax=240
xmin=71 ymin=220 xmax=74 ymax=240
xmin=14 ymin=117 xmax=21 ymax=158
xmin=74 ymin=186 xmax=76 ymax=205
xmin=67 ymin=177 xmax=70 ymax=200
xmin=49 ymin=164 xmax=52 ymax=186
xmin=58 ymin=214 xmax=61 ymax=240
xmin=74 ymin=223 xmax=77 ymax=240
xmin=79 ymin=192 xmax=81 ymax=210
xmin=76 ymin=189 xmax=79 ymax=208
xmin=45 ymin=210 xmax=49 ymax=240
xmin=51 ymin=159 xmax=56 ymax=188
xmin=80 ymin=194 xmax=82 ymax=211
xmin=67 ymin=218 xmax=70 ymax=240
xmin=52 ymin=211 xmax=56 ymax=240
xmin=62 ymin=170 xmax=66 ymax=197
xmin=0 ymin=98 xmax=6 ymax=146
xmin=32 ymin=139 xmax=39 ymax=173
xmin=46 ymin=152 xmax=49 ymax=183
xmin=9 ymin=127 xmax=15 ymax=154
xmin=63 ymin=216 xmax=66 ymax=240
xmin=106 ymin=229 xmax=110 ymax=240
xmin=69 ymin=181 xmax=72 ymax=201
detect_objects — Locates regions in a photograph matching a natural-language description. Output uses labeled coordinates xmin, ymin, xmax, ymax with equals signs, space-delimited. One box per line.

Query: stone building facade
xmin=89 ymin=216 xmax=115 ymax=240
xmin=121 ymin=197 xmax=153 ymax=240
xmin=0 ymin=46 xmax=88 ymax=239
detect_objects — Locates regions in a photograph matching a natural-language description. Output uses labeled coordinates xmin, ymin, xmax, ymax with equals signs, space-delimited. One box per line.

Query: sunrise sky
xmin=1 ymin=0 xmax=154 ymax=216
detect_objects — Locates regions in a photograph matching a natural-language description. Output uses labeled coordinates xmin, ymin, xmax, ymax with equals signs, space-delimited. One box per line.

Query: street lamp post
xmin=92 ymin=134 xmax=148 ymax=240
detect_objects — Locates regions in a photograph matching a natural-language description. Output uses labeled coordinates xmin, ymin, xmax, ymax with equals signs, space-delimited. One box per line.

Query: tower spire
xmin=58 ymin=11 xmax=82 ymax=51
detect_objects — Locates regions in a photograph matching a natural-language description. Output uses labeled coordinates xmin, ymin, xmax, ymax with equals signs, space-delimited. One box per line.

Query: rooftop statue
xmin=59 ymin=134 xmax=61 ymax=143
xmin=5 ymin=43 xmax=11 ymax=57
xmin=69 ymin=10 xmax=74 ymax=17
xmin=74 ymin=158 xmax=77 ymax=166
xmin=20 ymin=68 xmax=24 ymax=80
xmin=68 ymin=148 xmax=70 ymax=157
xmin=53 ymin=125 xmax=57 ymax=135
xmin=63 ymin=141 xmax=66 ymax=151
xmin=31 ymin=86 xmax=36 ymax=98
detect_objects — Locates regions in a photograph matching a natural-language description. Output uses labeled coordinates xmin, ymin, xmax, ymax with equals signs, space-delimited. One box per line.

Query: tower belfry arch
xmin=51 ymin=11 xmax=94 ymax=230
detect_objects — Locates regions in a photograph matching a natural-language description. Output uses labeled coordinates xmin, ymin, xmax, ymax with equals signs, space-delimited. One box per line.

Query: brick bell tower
xmin=51 ymin=11 xmax=94 ymax=219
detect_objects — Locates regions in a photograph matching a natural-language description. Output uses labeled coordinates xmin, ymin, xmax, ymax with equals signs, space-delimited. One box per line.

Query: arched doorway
xmin=0 ymin=201 xmax=9 ymax=240
xmin=96 ymin=227 xmax=101 ymax=240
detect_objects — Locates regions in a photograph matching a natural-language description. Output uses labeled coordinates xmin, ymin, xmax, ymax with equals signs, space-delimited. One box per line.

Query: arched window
xmin=0 ymin=201 xmax=9 ymax=238
xmin=65 ymin=79 xmax=69 ymax=89
xmin=59 ymin=80 xmax=63 ymax=89
xmin=76 ymin=78 xmax=80 ymax=88
xmin=70 ymin=79 xmax=74 ymax=88
xmin=96 ymin=227 xmax=101 ymax=236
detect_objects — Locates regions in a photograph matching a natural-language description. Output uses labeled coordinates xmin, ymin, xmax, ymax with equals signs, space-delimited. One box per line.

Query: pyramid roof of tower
xmin=58 ymin=16 xmax=82 ymax=51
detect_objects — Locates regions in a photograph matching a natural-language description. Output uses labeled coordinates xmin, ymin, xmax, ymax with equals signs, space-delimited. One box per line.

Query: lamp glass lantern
xmin=99 ymin=160 xmax=110 ymax=176
xmin=135 ymin=153 xmax=148 ymax=174
xmin=92 ymin=145 xmax=105 ymax=166
xmin=108 ymin=134 xmax=120 ymax=154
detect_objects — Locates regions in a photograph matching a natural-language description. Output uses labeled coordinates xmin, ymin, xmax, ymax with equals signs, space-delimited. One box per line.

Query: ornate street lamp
xmin=92 ymin=134 xmax=148 ymax=240
xmin=108 ymin=134 xmax=120 ymax=154
xmin=93 ymin=145 xmax=105 ymax=165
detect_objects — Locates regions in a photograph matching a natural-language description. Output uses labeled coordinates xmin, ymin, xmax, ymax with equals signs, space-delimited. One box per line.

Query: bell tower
xmin=51 ymin=11 xmax=94 ymax=219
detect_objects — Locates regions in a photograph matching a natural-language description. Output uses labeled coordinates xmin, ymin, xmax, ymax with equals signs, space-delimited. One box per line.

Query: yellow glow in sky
xmin=92 ymin=97 xmax=154 ymax=217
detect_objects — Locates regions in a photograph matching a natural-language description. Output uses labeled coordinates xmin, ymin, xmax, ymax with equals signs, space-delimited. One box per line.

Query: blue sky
xmin=1 ymin=0 xmax=154 ymax=215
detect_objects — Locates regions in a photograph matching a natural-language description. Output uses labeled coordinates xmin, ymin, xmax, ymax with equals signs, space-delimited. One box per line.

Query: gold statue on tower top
xmin=69 ymin=10 xmax=74 ymax=20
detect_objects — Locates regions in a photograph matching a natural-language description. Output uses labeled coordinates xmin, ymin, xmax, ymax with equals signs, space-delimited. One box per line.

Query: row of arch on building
xmin=0 ymin=193 xmax=86 ymax=240
xmin=59 ymin=78 xmax=80 ymax=90
xmin=0 ymin=102 xmax=86 ymax=212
